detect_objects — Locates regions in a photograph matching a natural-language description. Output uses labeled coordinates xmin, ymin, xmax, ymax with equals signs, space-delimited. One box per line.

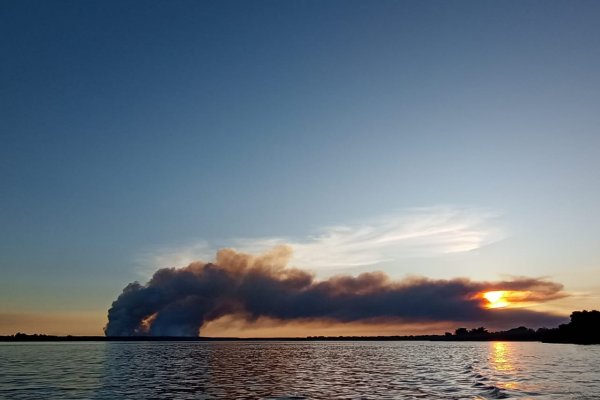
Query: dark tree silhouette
xmin=455 ymin=327 xmax=468 ymax=336
xmin=547 ymin=310 xmax=600 ymax=344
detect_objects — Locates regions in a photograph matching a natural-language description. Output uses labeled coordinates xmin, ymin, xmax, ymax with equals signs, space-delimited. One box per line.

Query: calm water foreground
xmin=1 ymin=341 xmax=598 ymax=399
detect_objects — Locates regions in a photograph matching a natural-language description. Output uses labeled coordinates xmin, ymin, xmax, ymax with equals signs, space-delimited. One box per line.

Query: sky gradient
xmin=2 ymin=0 xmax=600 ymax=335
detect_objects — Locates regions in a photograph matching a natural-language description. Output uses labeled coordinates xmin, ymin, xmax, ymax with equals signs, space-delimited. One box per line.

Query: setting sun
xmin=483 ymin=291 xmax=510 ymax=309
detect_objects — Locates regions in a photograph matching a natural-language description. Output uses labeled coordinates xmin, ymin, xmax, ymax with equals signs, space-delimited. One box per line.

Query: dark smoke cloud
xmin=105 ymin=246 xmax=567 ymax=336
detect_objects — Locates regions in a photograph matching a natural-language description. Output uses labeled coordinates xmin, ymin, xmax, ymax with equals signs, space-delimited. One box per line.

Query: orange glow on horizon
xmin=139 ymin=312 xmax=158 ymax=333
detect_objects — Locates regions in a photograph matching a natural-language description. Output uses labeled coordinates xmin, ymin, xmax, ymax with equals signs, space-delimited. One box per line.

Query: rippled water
xmin=1 ymin=341 xmax=599 ymax=399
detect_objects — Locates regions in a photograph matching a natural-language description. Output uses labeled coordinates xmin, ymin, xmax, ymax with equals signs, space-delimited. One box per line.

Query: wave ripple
xmin=1 ymin=341 xmax=599 ymax=399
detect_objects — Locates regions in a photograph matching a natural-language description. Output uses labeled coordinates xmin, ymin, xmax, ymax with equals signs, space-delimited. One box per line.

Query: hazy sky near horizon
xmin=2 ymin=0 xmax=600 ymax=335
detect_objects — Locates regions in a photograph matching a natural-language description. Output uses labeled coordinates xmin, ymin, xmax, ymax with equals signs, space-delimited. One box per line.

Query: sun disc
xmin=483 ymin=291 xmax=509 ymax=308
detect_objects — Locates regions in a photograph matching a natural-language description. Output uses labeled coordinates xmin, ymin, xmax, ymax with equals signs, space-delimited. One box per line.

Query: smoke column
xmin=105 ymin=246 xmax=566 ymax=336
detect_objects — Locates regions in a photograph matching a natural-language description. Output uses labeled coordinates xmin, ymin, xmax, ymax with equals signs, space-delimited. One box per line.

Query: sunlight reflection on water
xmin=1 ymin=341 xmax=599 ymax=399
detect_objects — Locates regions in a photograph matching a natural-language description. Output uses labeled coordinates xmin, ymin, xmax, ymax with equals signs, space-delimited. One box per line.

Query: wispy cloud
xmin=138 ymin=206 xmax=504 ymax=275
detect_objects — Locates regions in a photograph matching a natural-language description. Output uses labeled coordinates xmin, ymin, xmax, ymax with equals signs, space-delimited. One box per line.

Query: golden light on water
xmin=491 ymin=342 xmax=513 ymax=372
xmin=490 ymin=342 xmax=519 ymax=390
xmin=483 ymin=290 xmax=510 ymax=309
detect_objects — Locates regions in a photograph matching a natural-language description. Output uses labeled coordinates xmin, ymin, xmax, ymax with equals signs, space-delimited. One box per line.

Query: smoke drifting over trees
xmin=105 ymin=247 xmax=567 ymax=337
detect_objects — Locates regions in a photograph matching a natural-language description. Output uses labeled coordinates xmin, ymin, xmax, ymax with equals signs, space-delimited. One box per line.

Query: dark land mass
xmin=2 ymin=310 xmax=598 ymax=345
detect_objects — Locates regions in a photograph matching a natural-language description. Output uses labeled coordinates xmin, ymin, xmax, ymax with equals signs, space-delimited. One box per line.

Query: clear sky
xmin=2 ymin=0 xmax=600 ymax=335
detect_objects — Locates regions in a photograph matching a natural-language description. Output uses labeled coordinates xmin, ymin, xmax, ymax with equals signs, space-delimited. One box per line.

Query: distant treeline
xmin=407 ymin=309 xmax=598 ymax=344
xmin=311 ymin=310 xmax=599 ymax=344
xmin=2 ymin=310 xmax=598 ymax=344
xmin=538 ymin=310 xmax=599 ymax=344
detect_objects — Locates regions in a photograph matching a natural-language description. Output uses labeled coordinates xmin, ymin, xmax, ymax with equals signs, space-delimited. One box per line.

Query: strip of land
xmin=2 ymin=310 xmax=597 ymax=344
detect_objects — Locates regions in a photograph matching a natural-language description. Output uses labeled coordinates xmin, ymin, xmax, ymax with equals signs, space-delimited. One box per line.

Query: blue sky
xmin=1 ymin=0 xmax=600 ymax=334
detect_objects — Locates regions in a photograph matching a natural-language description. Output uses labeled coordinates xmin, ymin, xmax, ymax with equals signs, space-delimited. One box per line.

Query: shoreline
xmin=0 ymin=335 xmax=595 ymax=344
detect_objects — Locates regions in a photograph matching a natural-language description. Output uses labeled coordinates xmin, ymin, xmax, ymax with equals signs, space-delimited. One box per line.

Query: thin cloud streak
xmin=140 ymin=207 xmax=504 ymax=274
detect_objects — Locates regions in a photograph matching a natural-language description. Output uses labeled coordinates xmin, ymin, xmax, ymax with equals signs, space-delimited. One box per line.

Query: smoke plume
xmin=105 ymin=246 xmax=566 ymax=336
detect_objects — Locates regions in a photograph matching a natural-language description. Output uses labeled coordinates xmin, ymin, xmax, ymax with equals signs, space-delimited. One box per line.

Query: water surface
xmin=1 ymin=341 xmax=598 ymax=399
